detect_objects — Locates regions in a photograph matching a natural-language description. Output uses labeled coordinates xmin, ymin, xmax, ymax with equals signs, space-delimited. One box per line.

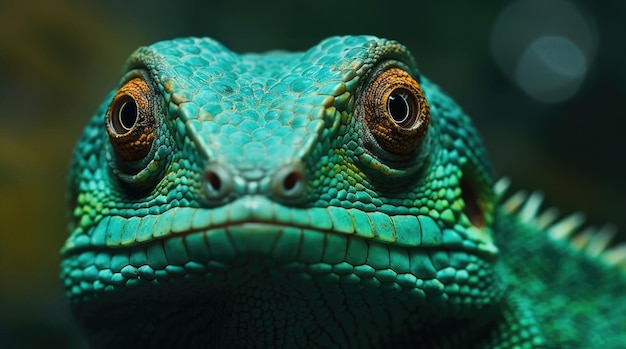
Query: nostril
xmin=202 ymin=163 xmax=232 ymax=200
xmin=205 ymin=170 xmax=222 ymax=193
xmin=283 ymin=171 xmax=303 ymax=192
xmin=271 ymin=163 xmax=306 ymax=200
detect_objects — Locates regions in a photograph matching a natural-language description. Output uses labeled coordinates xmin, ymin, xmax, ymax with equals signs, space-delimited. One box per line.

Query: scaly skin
xmin=61 ymin=36 xmax=626 ymax=348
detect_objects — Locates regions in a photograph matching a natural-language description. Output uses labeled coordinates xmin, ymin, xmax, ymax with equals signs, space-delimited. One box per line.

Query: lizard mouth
xmin=60 ymin=195 xmax=499 ymax=294
xmin=61 ymin=210 xmax=503 ymax=321
xmin=61 ymin=199 xmax=502 ymax=318
xmin=61 ymin=195 xmax=498 ymax=260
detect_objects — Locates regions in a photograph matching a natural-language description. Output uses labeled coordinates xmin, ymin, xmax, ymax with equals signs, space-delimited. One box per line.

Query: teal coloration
xmin=62 ymin=36 xmax=625 ymax=348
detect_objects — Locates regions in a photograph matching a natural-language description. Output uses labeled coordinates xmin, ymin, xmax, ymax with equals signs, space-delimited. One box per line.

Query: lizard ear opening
xmin=106 ymin=77 xmax=156 ymax=162
xmin=460 ymin=177 xmax=486 ymax=229
xmin=358 ymin=67 xmax=430 ymax=156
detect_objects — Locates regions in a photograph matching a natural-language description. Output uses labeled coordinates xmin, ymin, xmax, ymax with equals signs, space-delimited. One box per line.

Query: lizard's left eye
xmin=358 ymin=67 xmax=430 ymax=156
xmin=106 ymin=77 xmax=156 ymax=162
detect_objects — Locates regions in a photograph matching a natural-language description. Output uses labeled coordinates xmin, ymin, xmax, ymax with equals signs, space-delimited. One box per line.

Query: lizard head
xmin=62 ymin=36 xmax=503 ymax=346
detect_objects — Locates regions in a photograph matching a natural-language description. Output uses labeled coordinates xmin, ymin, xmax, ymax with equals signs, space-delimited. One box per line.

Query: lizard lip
xmin=60 ymin=219 xmax=500 ymax=301
xmin=61 ymin=196 xmax=499 ymax=262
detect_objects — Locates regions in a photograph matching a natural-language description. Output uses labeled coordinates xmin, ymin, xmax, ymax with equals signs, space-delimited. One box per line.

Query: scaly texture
xmin=61 ymin=36 xmax=626 ymax=348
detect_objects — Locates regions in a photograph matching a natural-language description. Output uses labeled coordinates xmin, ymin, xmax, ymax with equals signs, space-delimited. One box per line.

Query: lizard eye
xmin=359 ymin=67 xmax=430 ymax=156
xmin=106 ymin=77 xmax=156 ymax=162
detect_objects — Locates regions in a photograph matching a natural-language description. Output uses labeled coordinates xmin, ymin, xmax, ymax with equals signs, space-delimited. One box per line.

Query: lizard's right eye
xmin=357 ymin=67 xmax=430 ymax=158
xmin=106 ymin=77 xmax=156 ymax=162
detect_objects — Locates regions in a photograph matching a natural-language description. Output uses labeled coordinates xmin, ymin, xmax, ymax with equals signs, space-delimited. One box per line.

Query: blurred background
xmin=0 ymin=0 xmax=624 ymax=347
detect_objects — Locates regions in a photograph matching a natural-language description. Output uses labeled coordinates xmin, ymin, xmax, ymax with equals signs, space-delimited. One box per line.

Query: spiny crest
xmin=495 ymin=177 xmax=626 ymax=271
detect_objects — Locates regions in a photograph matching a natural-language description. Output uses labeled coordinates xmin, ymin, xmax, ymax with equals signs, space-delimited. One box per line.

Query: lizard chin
xmin=67 ymin=223 xmax=505 ymax=348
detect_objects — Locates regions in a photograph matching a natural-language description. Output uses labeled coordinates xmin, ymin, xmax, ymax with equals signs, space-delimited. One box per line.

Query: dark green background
xmin=1 ymin=0 xmax=624 ymax=347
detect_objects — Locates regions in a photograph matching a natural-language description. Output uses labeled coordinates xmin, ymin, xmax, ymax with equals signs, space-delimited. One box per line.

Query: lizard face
xmin=62 ymin=36 xmax=502 ymax=347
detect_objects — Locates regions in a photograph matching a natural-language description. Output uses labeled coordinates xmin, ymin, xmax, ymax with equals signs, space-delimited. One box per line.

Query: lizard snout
xmin=202 ymin=161 xmax=307 ymax=204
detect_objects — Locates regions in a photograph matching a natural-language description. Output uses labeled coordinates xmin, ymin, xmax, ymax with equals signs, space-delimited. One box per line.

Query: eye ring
xmin=358 ymin=67 xmax=430 ymax=155
xmin=106 ymin=77 xmax=156 ymax=162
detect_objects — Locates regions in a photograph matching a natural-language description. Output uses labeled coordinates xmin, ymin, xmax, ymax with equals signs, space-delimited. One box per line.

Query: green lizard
xmin=61 ymin=36 xmax=626 ymax=348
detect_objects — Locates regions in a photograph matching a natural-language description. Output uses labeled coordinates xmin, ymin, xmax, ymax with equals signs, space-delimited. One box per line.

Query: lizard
xmin=60 ymin=35 xmax=626 ymax=348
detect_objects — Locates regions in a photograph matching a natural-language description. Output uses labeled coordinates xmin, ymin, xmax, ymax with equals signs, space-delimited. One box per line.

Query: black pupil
xmin=118 ymin=98 xmax=138 ymax=131
xmin=387 ymin=89 xmax=414 ymax=126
